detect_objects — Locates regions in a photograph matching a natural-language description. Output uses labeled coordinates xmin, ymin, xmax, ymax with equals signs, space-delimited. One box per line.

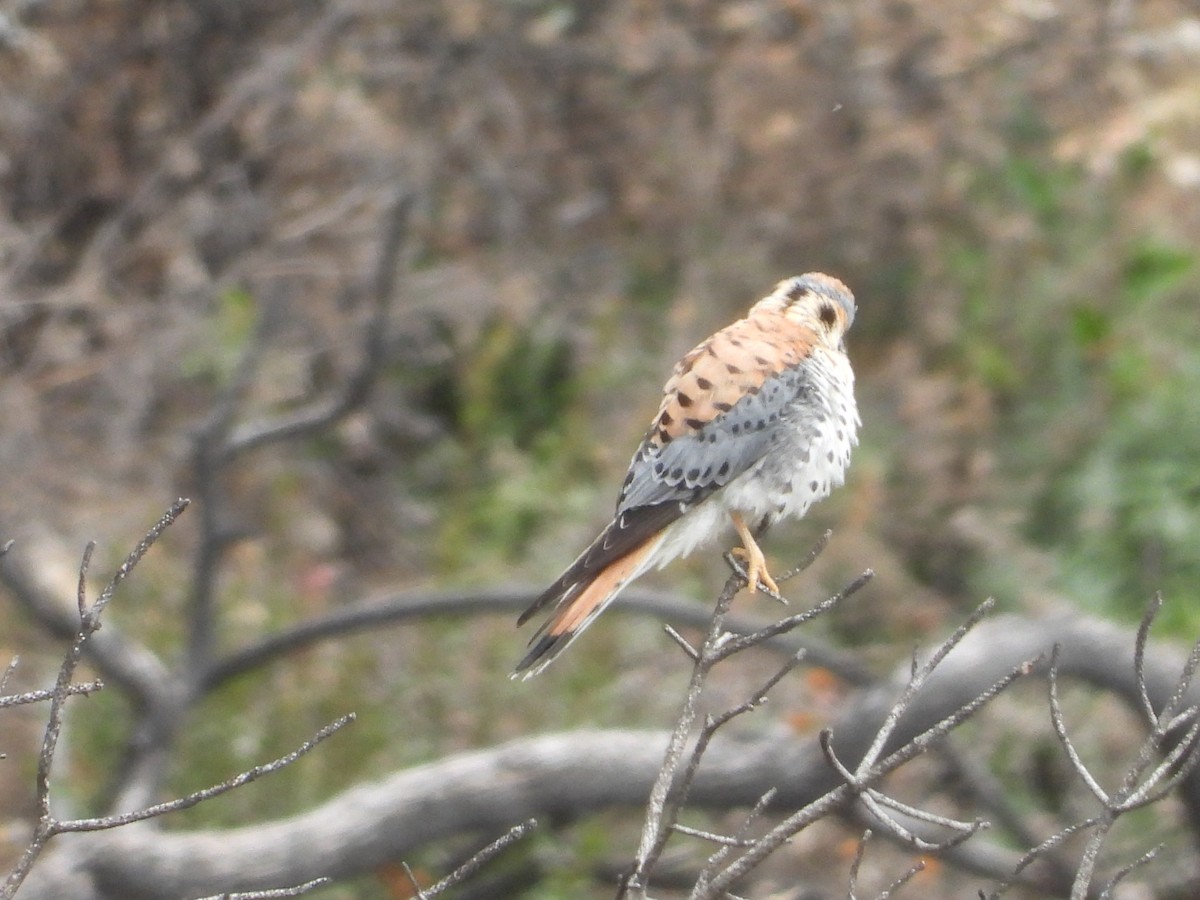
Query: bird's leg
xmin=729 ymin=512 xmax=781 ymax=597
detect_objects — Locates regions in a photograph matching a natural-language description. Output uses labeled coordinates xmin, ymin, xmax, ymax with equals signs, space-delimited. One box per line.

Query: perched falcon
xmin=514 ymin=273 xmax=859 ymax=678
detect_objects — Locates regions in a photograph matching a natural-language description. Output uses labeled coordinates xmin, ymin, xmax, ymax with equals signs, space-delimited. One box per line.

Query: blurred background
xmin=1 ymin=0 xmax=1199 ymax=897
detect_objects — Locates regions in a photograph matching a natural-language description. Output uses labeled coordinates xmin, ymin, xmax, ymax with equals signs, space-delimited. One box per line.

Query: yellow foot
xmin=729 ymin=513 xmax=782 ymax=597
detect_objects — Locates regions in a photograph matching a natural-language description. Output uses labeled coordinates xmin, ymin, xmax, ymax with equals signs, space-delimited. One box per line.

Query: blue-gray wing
xmin=616 ymin=364 xmax=819 ymax=515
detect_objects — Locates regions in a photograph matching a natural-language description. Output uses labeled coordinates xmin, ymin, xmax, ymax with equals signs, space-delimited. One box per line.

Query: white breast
xmin=649 ymin=348 xmax=858 ymax=569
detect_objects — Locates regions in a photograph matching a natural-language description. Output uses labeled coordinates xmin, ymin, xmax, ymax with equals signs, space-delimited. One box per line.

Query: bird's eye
xmin=818 ymin=304 xmax=838 ymax=328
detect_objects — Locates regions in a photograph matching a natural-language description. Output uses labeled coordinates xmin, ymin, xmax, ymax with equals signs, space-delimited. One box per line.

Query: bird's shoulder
xmin=649 ymin=309 xmax=822 ymax=450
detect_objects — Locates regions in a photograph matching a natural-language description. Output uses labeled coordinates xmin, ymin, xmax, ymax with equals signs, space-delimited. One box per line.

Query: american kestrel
xmin=514 ymin=273 xmax=859 ymax=678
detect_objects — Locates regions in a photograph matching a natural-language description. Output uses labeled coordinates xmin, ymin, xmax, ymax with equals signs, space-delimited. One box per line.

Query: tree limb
xmin=22 ymin=610 xmax=1194 ymax=900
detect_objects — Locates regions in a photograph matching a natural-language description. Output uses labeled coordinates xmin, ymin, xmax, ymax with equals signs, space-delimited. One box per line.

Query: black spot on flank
xmin=731 ymin=423 xmax=741 ymax=434
xmin=687 ymin=468 xmax=700 ymax=481
xmin=654 ymin=462 xmax=665 ymax=475
xmin=696 ymin=376 xmax=713 ymax=390
xmin=729 ymin=337 xmax=743 ymax=347
xmin=780 ymin=481 xmax=794 ymax=494
xmin=754 ymin=355 xmax=770 ymax=366
xmin=623 ymin=471 xmax=634 ymax=485
xmin=756 ymin=419 xmax=766 ymax=429
xmin=826 ymin=450 xmax=835 ymax=463
xmin=726 ymin=363 xmax=743 ymax=375
xmin=671 ymin=467 xmax=684 ymax=480
xmin=800 ymin=449 xmax=810 ymax=463
xmin=818 ymin=304 xmax=837 ymax=327
xmin=718 ymin=462 xmax=730 ymax=477
xmin=714 ymin=401 xmax=733 ymax=412
xmin=685 ymin=417 xmax=705 ymax=430
xmin=746 ymin=384 xmax=760 ymax=395
xmin=660 ymin=411 xmax=674 ymax=426
xmin=702 ymin=465 xmax=712 ymax=479
xmin=810 ymin=480 xmax=819 ymax=492
xmin=768 ymin=413 xmax=778 ymax=423
xmin=657 ymin=428 xmax=671 ymax=443
xmin=708 ymin=433 xmax=718 ymax=443
xmin=677 ymin=392 xmax=694 ymax=408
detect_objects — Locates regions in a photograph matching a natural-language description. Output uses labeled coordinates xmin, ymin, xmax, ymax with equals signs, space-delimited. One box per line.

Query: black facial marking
xmin=818 ymin=304 xmax=837 ymax=328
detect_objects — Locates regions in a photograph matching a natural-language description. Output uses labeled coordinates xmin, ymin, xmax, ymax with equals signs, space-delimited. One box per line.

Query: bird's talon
xmin=730 ymin=544 xmax=783 ymax=598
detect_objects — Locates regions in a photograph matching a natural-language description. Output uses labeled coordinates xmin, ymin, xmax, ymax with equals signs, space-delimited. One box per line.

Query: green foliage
xmin=398 ymin=309 xmax=606 ymax=572
xmin=1120 ymin=238 xmax=1194 ymax=305
xmin=936 ymin=99 xmax=1200 ymax=633
xmin=1029 ymin=338 xmax=1200 ymax=632
xmin=180 ymin=286 xmax=258 ymax=383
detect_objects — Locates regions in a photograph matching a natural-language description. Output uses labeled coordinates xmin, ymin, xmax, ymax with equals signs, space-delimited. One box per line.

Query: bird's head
xmin=753 ymin=273 xmax=856 ymax=343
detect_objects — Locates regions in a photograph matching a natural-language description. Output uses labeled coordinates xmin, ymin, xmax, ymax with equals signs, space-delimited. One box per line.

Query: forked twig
xmin=618 ymin=536 xmax=863 ymax=898
xmin=3 ymin=500 xmax=191 ymax=897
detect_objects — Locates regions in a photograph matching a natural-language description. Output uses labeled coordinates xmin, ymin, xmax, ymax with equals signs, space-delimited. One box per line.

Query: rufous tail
xmin=512 ymin=536 xmax=660 ymax=679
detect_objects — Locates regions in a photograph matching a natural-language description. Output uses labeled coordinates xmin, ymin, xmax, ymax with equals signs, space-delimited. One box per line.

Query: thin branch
xmin=618 ymin=570 xmax=744 ymax=900
xmin=0 ymin=681 xmax=104 ymax=710
xmin=1133 ymin=594 xmax=1163 ymax=723
xmin=417 ymin=818 xmax=538 ymax=898
xmin=55 ymin=714 xmax=354 ymax=833
xmin=223 ymin=189 xmax=413 ymax=459
xmin=709 ymin=569 xmax=873 ymax=663
xmin=983 ymin=816 xmax=1103 ymax=899
xmin=1098 ymin=843 xmax=1162 ymax=899
xmin=693 ymin=789 xmax=777 ymax=887
xmin=671 ymin=824 xmax=754 ymax=847
xmin=847 ymin=829 xmax=872 ymax=899
xmin=192 ymin=878 xmax=333 ymax=900
xmin=695 ymin=650 xmax=1038 ymax=898
xmin=621 ymin=538 xmax=850 ymax=898
xmin=2 ymin=502 xmax=189 ymax=899
xmin=1048 ymin=651 xmax=1110 ymax=806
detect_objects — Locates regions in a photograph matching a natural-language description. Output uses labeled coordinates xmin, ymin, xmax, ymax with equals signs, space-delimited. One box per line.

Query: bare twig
xmin=56 ymin=714 xmax=354 ymax=833
xmin=192 ymin=878 xmax=333 ymax=900
xmin=2 ymin=501 xmax=190 ymax=898
xmin=692 ymin=789 xmax=777 ymax=887
xmin=618 ymin=570 xmax=744 ymax=899
xmin=619 ymin=537 xmax=853 ymax=898
xmin=986 ymin=596 xmax=1200 ymax=899
xmin=413 ymin=819 xmax=538 ymax=898
xmin=691 ymin=618 xmax=1039 ymax=898
xmin=0 ymin=680 xmax=104 ymax=710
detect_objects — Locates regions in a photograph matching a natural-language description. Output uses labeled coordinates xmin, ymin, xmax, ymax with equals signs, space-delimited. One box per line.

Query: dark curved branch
xmin=198 ymin=584 xmax=876 ymax=692
xmin=222 ymin=189 xmax=414 ymax=459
